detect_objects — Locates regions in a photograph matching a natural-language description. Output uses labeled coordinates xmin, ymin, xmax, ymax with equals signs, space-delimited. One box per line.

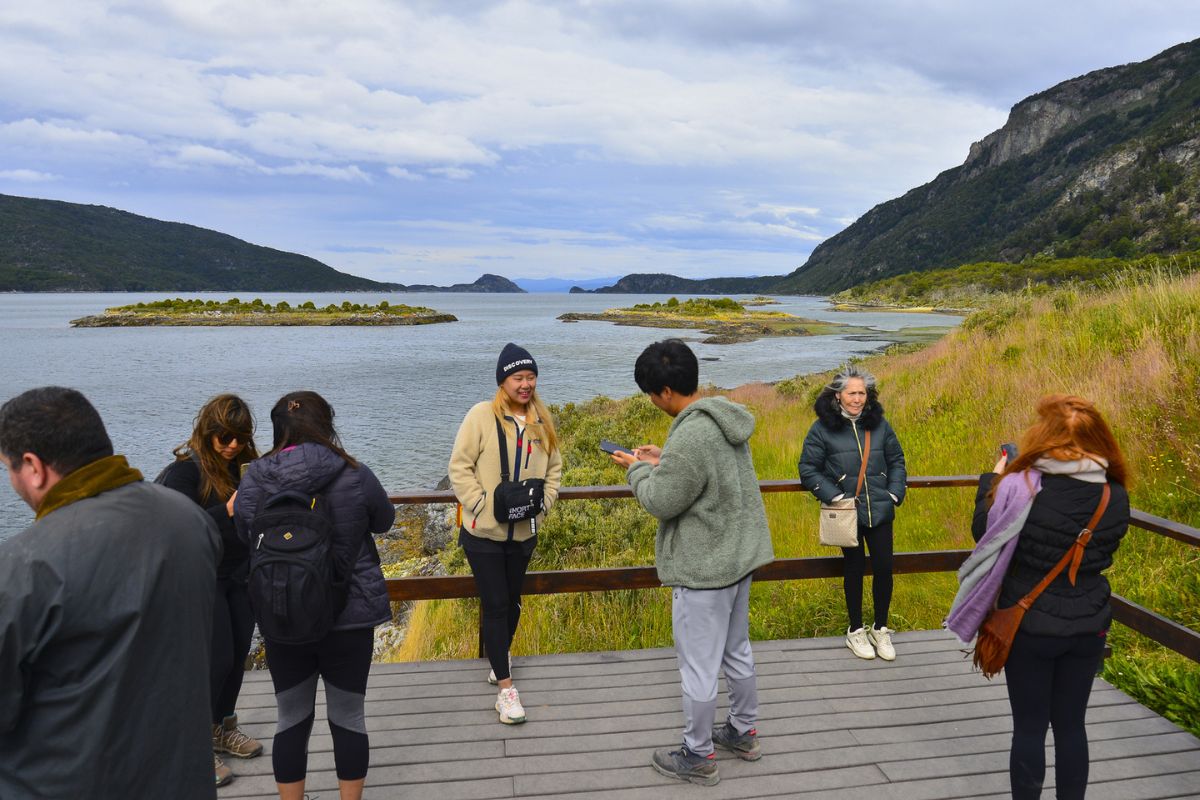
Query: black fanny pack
xmin=493 ymin=418 xmax=545 ymax=523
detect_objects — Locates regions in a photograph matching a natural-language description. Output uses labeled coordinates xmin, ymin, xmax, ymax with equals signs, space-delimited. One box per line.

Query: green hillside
xmin=389 ymin=269 xmax=1200 ymax=735
xmin=778 ymin=39 xmax=1200 ymax=293
xmin=0 ymin=193 xmax=388 ymax=291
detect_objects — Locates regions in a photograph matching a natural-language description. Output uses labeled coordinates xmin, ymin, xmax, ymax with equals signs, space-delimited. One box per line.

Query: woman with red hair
xmin=960 ymin=395 xmax=1130 ymax=800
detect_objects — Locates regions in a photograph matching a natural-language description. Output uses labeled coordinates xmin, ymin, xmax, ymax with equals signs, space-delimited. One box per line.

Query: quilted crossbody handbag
xmin=492 ymin=418 xmax=545 ymax=524
xmin=973 ymin=482 xmax=1111 ymax=678
xmin=818 ymin=430 xmax=870 ymax=548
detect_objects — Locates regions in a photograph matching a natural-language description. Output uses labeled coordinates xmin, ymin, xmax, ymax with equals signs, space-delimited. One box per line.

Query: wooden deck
xmin=219 ymin=630 xmax=1200 ymax=799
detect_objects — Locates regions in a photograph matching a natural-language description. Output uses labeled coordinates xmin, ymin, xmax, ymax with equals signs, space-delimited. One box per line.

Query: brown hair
xmin=174 ymin=393 xmax=259 ymax=501
xmin=267 ymin=390 xmax=358 ymax=468
xmin=990 ymin=394 xmax=1128 ymax=503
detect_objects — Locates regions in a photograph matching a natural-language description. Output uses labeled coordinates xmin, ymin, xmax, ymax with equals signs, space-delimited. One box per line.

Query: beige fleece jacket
xmin=449 ymin=401 xmax=562 ymax=542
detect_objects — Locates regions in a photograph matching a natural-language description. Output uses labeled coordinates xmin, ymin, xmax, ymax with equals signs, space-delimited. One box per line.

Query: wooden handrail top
xmin=387 ymin=477 xmax=1200 ymax=548
xmin=386 ymin=550 xmax=973 ymax=601
xmin=387 ymin=475 xmax=984 ymax=504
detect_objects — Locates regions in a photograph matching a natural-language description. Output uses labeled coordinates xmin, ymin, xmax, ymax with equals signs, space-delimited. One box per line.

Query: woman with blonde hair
xmin=950 ymin=394 xmax=1130 ymax=800
xmin=159 ymin=394 xmax=262 ymax=787
xmin=449 ymin=343 xmax=562 ymax=724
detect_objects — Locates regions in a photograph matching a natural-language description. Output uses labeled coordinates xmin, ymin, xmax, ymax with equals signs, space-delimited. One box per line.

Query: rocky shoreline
xmin=71 ymin=310 xmax=457 ymax=327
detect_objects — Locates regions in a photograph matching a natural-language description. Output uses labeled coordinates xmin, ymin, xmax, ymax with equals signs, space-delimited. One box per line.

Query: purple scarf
xmin=945 ymin=470 xmax=1042 ymax=644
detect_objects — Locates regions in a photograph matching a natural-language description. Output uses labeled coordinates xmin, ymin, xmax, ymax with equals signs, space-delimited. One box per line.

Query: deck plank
xmin=220 ymin=630 xmax=1200 ymax=799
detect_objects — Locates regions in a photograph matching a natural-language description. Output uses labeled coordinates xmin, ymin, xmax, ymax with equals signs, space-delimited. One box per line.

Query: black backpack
xmin=247 ymin=489 xmax=352 ymax=645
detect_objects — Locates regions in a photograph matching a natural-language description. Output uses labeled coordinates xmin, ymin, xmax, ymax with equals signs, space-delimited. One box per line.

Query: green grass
xmin=390 ymin=270 xmax=1200 ymax=736
xmin=832 ymin=250 xmax=1200 ymax=310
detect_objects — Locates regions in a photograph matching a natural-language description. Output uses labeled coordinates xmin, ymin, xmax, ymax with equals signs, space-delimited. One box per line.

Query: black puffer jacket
xmin=972 ymin=472 xmax=1129 ymax=637
xmin=798 ymin=394 xmax=906 ymax=528
xmin=235 ymin=443 xmax=396 ymax=631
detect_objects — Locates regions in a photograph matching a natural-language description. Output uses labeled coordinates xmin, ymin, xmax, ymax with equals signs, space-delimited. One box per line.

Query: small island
xmin=70 ymin=297 xmax=458 ymax=327
xmin=558 ymin=297 xmax=859 ymax=343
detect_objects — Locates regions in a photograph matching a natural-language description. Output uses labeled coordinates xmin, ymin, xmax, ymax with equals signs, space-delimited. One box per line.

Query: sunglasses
xmin=214 ymin=431 xmax=250 ymax=446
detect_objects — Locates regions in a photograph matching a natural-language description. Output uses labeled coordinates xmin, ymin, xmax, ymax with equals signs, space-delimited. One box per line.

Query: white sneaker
xmin=487 ymin=654 xmax=513 ymax=685
xmin=846 ymin=626 xmax=875 ymax=660
xmin=868 ymin=625 xmax=896 ymax=661
xmin=496 ymin=685 xmax=526 ymax=724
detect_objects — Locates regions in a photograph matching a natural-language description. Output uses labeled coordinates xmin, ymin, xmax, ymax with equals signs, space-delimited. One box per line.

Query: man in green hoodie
xmin=611 ymin=339 xmax=775 ymax=787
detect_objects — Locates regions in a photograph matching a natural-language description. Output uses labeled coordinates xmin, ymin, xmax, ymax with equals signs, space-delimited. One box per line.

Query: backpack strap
xmin=495 ymin=417 xmax=511 ymax=481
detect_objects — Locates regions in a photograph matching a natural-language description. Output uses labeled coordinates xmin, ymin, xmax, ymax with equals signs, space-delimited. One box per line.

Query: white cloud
xmin=0 ymin=168 xmax=59 ymax=182
xmin=0 ymin=1 xmax=1195 ymax=283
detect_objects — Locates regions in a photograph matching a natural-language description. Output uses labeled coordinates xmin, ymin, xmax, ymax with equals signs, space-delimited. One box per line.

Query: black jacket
xmin=235 ymin=443 xmax=396 ymax=631
xmin=972 ymin=472 xmax=1129 ymax=637
xmin=160 ymin=456 xmax=246 ymax=580
xmin=798 ymin=395 xmax=907 ymax=528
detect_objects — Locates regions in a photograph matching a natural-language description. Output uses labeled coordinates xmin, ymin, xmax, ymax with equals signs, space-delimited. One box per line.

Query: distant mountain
xmin=777 ymin=38 xmax=1200 ymax=293
xmin=516 ymin=276 xmax=621 ymax=292
xmin=399 ymin=273 xmax=524 ymax=293
xmin=0 ymin=193 xmax=389 ymax=291
xmin=577 ymin=272 xmax=781 ymax=294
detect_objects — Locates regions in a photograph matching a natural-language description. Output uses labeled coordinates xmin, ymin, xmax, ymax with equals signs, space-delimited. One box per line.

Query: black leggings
xmin=1004 ymin=629 xmax=1106 ymax=800
xmin=464 ymin=543 xmax=534 ymax=681
xmin=264 ymin=627 xmax=374 ymax=783
xmin=211 ymin=578 xmax=256 ymax=723
xmin=842 ymin=519 xmax=893 ymax=630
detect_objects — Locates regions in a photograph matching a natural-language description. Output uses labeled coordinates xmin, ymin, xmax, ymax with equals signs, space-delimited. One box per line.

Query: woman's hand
xmin=634 ymin=445 xmax=661 ymax=465
xmin=225 ymin=490 xmax=237 ymax=517
xmin=610 ymin=450 xmax=637 ymax=468
xmin=992 ymin=453 xmax=1008 ymax=474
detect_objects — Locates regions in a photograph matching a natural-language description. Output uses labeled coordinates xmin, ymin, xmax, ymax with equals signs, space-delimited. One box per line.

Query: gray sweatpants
xmin=671 ymin=574 xmax=759 ymax=755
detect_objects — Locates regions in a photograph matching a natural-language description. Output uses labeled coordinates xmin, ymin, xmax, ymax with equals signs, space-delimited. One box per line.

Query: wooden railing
xmin=385 ymin=476 xmax=1200 ymax=663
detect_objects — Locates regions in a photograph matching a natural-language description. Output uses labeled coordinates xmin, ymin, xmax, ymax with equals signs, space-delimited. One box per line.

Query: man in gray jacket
xmin=0 ymin=387 xmax=220 ymax=800
xmin=611 ymin=339 xmax=775 ymax=787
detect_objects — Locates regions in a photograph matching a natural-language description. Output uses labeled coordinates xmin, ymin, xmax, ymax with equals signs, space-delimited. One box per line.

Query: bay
xmin=0 ymin=291 xmax=960 ymax=538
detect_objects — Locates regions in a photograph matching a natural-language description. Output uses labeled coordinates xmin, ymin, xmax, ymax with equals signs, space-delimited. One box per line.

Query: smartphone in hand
xmin=599 ymin=439 xmax=633 ymax=456
xmin=999 ymin=442 xmax=1018 ymax=461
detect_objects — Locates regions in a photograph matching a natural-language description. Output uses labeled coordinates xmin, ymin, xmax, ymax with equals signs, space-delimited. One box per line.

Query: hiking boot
xmin=651 ymin=745 xmax=719 ymax=786
xmin=868 ymin=625 xmax=896 ymax=661
xmin=214 ymin=716 xmax=263 ymax=758
xmin=214 ymin=753 xmax=234 ymax=787
xmin=712 ymin=721 xmax=762 ymax=761
xmin=487 ymin=654 xmax=513 ymax=686
xmin=496 ymin=685 xmax=526 ymax=724
xmin=846 ymin=626 xmax=875 ymax=659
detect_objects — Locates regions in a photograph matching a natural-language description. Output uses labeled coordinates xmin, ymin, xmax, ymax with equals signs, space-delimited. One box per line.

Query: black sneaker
xmin=651 ymin=745 xmax=719 ymax=786
xmin=712 ymin=722 xmax=762 ymax=761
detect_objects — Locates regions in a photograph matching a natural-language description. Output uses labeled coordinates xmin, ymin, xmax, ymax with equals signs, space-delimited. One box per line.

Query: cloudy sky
xmin=2 ymin=2 xmax=1197 ymax=286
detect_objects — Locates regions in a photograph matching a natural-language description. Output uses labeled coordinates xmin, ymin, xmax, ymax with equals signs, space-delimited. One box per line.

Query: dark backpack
xmin=247 ymin=489 xmax=352 ymax=645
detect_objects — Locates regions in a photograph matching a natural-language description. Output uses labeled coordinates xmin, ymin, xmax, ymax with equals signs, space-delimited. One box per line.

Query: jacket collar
xmin=36 ymin=454 xmax=143 ymax=520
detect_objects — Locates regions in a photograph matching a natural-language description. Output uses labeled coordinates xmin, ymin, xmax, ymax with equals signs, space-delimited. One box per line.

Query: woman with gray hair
xmin=798 ymin=365 xmax=907 ymax=660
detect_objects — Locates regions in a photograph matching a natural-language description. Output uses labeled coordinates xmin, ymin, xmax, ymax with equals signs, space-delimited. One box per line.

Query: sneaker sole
xmin=716 ymin=744 xmax=762 ymax=762
xmin=846 ymin=641 xmax=876 ymax=660
xmin=651 ymin=760 xmax=719 ymax=786
xmin=217 ymin=745 xmax=263 ymax=759
xmin=215 ymin=772 xmax=234 ymax=788
xmin=496 ymin=706 xmax=526 ymax=724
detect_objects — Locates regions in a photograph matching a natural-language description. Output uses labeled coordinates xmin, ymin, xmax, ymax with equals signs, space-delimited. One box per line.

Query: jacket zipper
xmin=852 ymin=421 xmax=872 ymax=527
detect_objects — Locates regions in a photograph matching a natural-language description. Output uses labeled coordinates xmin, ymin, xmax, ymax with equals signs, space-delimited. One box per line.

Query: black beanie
xmin=496 ymin=342 xmax=538 ymax=384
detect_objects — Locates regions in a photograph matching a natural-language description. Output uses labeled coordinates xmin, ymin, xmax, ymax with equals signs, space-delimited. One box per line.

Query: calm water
xmin=0 ymin=292 xmax=960 ymax=537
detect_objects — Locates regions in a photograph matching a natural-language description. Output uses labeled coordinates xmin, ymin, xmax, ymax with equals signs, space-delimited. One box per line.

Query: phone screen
xmin=599 ymin=439 xmax=633 ymax=456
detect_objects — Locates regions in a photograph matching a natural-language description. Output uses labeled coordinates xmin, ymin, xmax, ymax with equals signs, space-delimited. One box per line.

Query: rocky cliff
xmin=777 ymin=38 xmax=1200 ymax=293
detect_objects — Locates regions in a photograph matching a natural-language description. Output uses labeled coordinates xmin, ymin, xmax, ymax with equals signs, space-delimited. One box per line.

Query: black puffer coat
xmin=798 ymin=394 xmax=907 ymax=528
xmin=972 ymin=472 xmax=1129 ymax=637
xmin=235 ymin=443 xmax=396 ymax=631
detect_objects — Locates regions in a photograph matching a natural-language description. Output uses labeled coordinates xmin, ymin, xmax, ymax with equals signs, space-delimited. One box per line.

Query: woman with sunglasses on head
xmin=234 ymin=391 xmax=395 ymax=800
xmin=159 ymin=393 xmax=262 ymax=788
xmin=449 ymin=343 xmax=562 ymax=724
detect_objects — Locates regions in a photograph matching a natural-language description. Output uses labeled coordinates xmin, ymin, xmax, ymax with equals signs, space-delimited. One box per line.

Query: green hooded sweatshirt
xmin=627 ymin=396 xmax=775 ymax=588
